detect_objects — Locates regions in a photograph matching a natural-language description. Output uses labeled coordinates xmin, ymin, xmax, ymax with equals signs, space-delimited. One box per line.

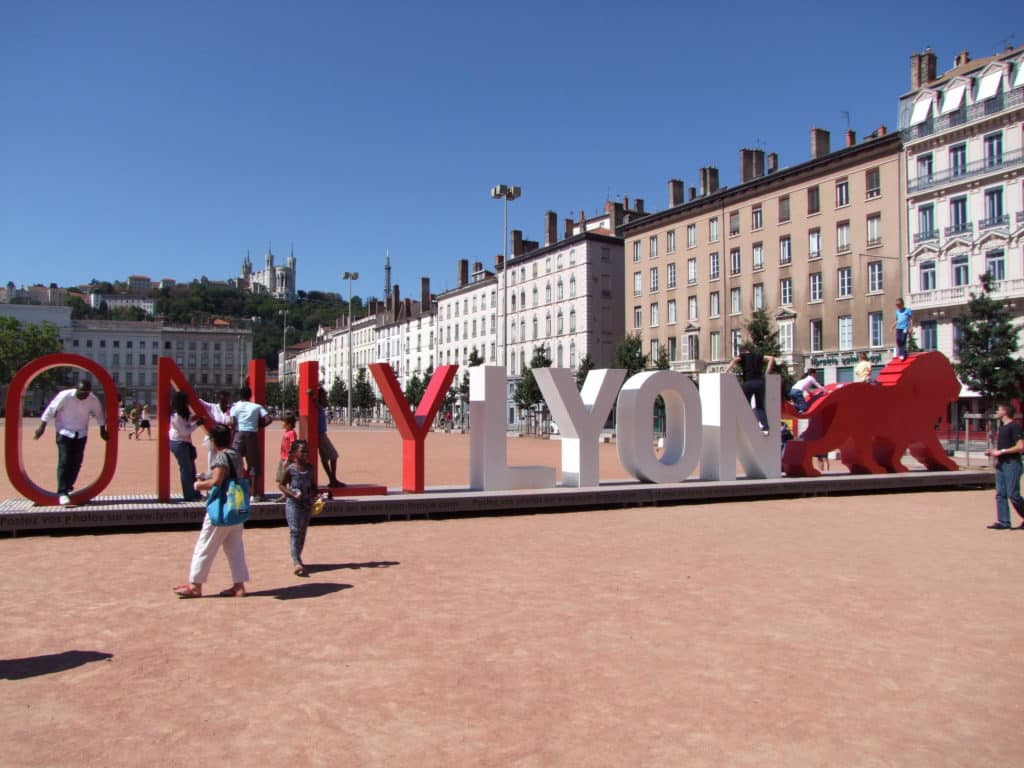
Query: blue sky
xmin=0 ymin=1 xmax=1013 ymax=301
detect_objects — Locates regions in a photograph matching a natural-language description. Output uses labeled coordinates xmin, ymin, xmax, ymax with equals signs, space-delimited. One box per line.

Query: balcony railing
xmin=944 ymin=223 xmax=973 ymax=237
xmin=978 ymin=214 xmax=1010 ymax=231
xmin=907 ymin=146 xmax=1024 ymax=193
xmin=910 ymin=277 xmax=1024 ymax=309
xmin=836 ymin=243 xmax=851 ymax=254
xmin=903 ymin=86 xmax=1024 ymax=143
xmin=914 ymin=229 xmax=939 ymax=244
xmin=1017 ymin=211 xmax=1024 ymax=224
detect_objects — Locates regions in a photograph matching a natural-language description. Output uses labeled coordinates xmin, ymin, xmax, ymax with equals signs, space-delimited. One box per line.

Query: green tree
xmin=0 ymin=318 xmax=63 ymax=392
xmin=575 ymin=352 xmax=595 ymax=389
xmin=352 ymin=368 xmax=376 ymax=412
xmin=513 ymin=345 xmax=552 ymax=412
xmin=328 ymin=377 xmax=347 ymax=409
xmin=654 ymin=348 xmax=670 ymax=370
xmin=613 ymin=332 xmax=648 ymax=378
xmin=404 ymin=373 xmax=425 ymax=408
xmin=955 ymin=272 xmax=1024 ymax=404
xmin=743 ymin=308 xmax=794 ymax=393
xmin=279 ymin=380 xmax=298 ymax=413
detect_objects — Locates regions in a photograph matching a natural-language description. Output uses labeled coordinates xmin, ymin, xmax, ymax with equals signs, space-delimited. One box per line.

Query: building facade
xmin=619 ymin=129 xmax=904 ymax=383
xmin=901 ymin=46 xmax=1024 ymax=363
xmin=238 ymin=247 xmax=297 ymax=302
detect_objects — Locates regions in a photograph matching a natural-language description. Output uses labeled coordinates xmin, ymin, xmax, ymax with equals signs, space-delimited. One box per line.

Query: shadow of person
xmin=0 ymin=650 xmax=113 ymax=680
xmin=304 ymin=561 xmax=400 ymax=574
xmin=246 ymin=583 xmax=353 ymax=600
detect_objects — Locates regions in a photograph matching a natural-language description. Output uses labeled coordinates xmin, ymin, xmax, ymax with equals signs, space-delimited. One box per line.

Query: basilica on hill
xmin=236 ymin=246 xmax=296 ymax=302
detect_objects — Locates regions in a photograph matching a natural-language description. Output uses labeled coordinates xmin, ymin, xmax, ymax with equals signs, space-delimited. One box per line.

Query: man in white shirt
xmin=34 ymin=380 xmax=109 ymax=506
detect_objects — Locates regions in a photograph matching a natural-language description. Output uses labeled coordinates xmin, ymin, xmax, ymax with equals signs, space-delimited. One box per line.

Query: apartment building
xmin=901 ymin=46 xmax=1024 ymax=361
xmin=619 ymin=129 xmax=903 ymax=383
xmin=436 ymin=259 xmax=498 ymax=371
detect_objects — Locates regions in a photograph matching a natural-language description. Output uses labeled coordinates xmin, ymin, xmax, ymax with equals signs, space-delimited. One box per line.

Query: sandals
xmin=218 ymin=585 xmax=247 ymax=597
xmin=173 ymin=584 xmax=202 ymax=598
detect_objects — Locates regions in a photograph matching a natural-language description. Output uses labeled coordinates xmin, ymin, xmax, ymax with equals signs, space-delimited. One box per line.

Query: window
xmin=650 ymin=339 xmax=659 ymax=360
xmin=917 ymin=204 xmax=935 ymax=239
xmin=687 ymin=224 xmax=697 ymax=248
xmin=753 ymin=283 xmax=765 ymax=310
xmin=633 ymin=272 xmax=641 ymax=296
xmin=836 ymin=179 xmax=849 ymax=207
xmin=920 ymin=320 xmax=938 ymax=350
xmin=649 ymin=267 xmax=659 ymax=292
xmin=778 ymin=195 xmax=790 ymax=223
xmin=730 ymin=248 xmax=741 ymax=275
xmin=984 ymin=132 xmax=1003 ymax=166
xmin=710 ymin=331 xmax=721 ymax=361
xmin=709 ymin=252 xmax=720 ymax=280
xmin=810 ymin=319 xmax=823 ymax=352
xmin=687 ymin=258 xmax=697 ymax=284
xmin=632 ymin=241 xmax=640 ymax=262
xmin=569 ymin=276 xmax=576 ymax=297
xmin=838 ymin=315 xmax=853 ymax=350
xmin=780 ymin=277 xmax=793 ymax=305
xmin=545 ymin=283 xmax=552 ymax=303
xmin=557 ymin=310 xmax=565 ymax=334
xmin=866 ymin=214 xmax=882 ymax=246
xmin=952 ymin=254 xmax=970 ymax=286
xmin=729 ymin=211 xmax=740 ymax=236
xmin=836 ymin=221 xmax=850 ymax=252
xmin=650 ymin=303 xmax=660 ymax=327
xmin=920 ymin=260 xmax=936 ymax=291
xmin=730 ymin=287 xmax=741 ymax=315
xmin=809 ymin=272 xmax=823 ymax=302
xmin=779 ymin=236 xmax=792 ymax=265
xmin=649 ymin=236 xmax=658 ymax=259
xmin=709 ymin=292 xmax=720 ymax=317
xmin=685 ymin=333 xmax=699 ymax=361
xmin=667 ymin=337 xmax=676 ymax=362
xmin=986 ymin=249 xmax=1005 ymax=282
xmin=545 ymin=257 xmax=552 ymax=273
xmin=666 ymin=230 xmax=676 ymax=253
xmin=916 ymin=153 xmax=933 ymax=181
xmin=808 ymin=228 xmax=822 ymax=259
xmin=807 ymin=185 xmax=820 ymax=214
xmin=633 ymin=306 xmax=642 ymax=329
xmin=666 ymin=263 xmax=677 ymax=289
xmin=779 ymin=320 xmax=794 ymax=353
xmin=949 ymin=143 xmax=966 ymax=177
xmin=869 ymin=312 xmax=884 ymax=347
xmin=557 ymin=280 xmax=564 ymax=300
xmin=688 ymin=296 xmax=698 ymax=321
xmin=532 ymin=316 xmax=538 ymax=339
xmin=865 ymin=167 xmax=881 ymax=198
xmin=730 ymin=329 xmax=743 ymax=358
xmin=667 ymin=299 xmax=677 ymax=324
xmin=557 ymin=253 xmax=564 ymax=269
xmin=751 ymin=205 xmax=763 ymax=230
xmin=570 ymin=341 xmax=577 ymax=368
xmin=708 ymin=217 xmax=719 ymax=243
xmin=983 ymin=187 xmax=1004 ymax=225
xmin=838 ymin=267 xmax=852 ymax=297
xmin=950 ymin=196 xmax=969 ymax=232
xmin=532 ymin=286 xmax=539 ymax=306
xmin=868 ymin=261 xmax=884 ymax=293
xmin=752 ymin=243 xmax=764 ymax=271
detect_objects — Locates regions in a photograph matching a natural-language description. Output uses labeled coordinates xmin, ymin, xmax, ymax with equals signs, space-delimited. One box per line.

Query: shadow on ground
xmin=0 ymin=650 xmax=113 ymax=680
xmin=305 ymin=561 xmax=400 ymax=573
xmin=247 ymin=583 xmax=353 ymax=600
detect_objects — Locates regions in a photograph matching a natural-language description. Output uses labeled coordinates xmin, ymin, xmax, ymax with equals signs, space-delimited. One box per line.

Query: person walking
xmin=169 ymin=391 xmax=203 ymax=502
xmin=174 ymin=425 xmax=249 ymax=597
xmin=276 ymin=412 xmax=298 ymax=485
xmin=854 ymin=351 xmax=872 ymax=383
xmin=892 ymin=298 xmax=913 ymax=361
xmin=277 ymin=439 xmax=315 ymax=576
xmin=229 ymin=385 xmax=273 ymax=488
xmin=983 ymin=403 xmax=1024 ymax=530
xmin=725 ymin=343 xmax=776 ymax=433
xmin=33 ymin=380 xmax=109 ymax=506
xmin=789 ymin=368 xmax=826 ymax=414
xmin=317 ymin=387 xmax=345 ymax=488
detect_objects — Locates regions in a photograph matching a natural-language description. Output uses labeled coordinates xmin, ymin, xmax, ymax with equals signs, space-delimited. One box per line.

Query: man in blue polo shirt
xmin=892 ymin=297 xmax=913 ymax=361
xmin=230 ymin=385 xmax=273 ymax=486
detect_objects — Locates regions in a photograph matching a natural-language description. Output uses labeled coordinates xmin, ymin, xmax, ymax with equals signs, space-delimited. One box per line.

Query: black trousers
xmin=56 ymin=435 xmax=88 ymax=495
xmin=741 ymin=379 xmax=768 ymax=431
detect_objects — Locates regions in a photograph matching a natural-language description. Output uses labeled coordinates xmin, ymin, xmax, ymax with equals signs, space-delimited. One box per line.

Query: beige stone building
xmin=619 ymin=128 xmax=904 ymax=383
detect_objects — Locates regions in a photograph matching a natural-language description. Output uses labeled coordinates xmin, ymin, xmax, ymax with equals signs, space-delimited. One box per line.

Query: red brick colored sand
xmin=1 ymin=423 xmax=1021 ymax=766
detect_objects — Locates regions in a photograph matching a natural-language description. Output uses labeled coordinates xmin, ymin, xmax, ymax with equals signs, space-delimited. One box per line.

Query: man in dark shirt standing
xmin=726 ymin=344 xmax=776 ymax=433
xmin=984 ymin=402 xmax=1024 ymax=529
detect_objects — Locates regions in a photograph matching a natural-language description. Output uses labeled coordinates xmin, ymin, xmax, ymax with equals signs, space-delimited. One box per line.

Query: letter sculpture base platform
xmin=319 ymin=484 xmax=388 ymax=498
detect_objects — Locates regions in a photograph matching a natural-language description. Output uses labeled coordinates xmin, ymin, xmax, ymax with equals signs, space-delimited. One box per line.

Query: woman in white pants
xmin=174 ymin=424 xmax=249 ymax=598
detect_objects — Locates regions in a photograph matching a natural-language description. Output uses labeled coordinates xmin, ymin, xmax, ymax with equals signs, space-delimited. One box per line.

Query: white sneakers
xmin=58 ymin=494 xmax=71 ymax=506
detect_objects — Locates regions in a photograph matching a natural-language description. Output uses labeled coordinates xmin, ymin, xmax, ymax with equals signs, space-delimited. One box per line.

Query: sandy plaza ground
xmin=1 ymin=422 xmax=1022 ymax=766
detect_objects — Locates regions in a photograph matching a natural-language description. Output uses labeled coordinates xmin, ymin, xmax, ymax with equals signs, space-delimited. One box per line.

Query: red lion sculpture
xmin=782 ymin=351 xmax=960 ymax=477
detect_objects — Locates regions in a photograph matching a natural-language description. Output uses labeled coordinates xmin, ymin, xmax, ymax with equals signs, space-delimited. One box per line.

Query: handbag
xmin=205 ymin=452 xmax=251 ymax=526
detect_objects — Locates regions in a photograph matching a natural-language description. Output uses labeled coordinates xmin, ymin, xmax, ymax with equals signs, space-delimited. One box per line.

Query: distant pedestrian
xmin=854 ymin=352 xmax=872 ymax=383
xmin=169 ymin=391 xmax=203 ymax=502
xmin=128 ymin=404 xmax=141 ymax=439
xmin=230 ymin=385 xmax=273 ymax=487
xmin=984 ymin=403 xmax=1024 ymax=530
xmin=318 ymin=387 xmax=345 ymax=488
xmin=893 ymin=298 xmax=913 ymax=361
xmin=276 ymin=412 xmax=298 ymax=484
xmin=789 ymin=368 xmax=825 ymax=414
xmin=33 ymin=380 xmax=109 ymax=506
xmin=815 ymin=453 xmax=831 ymax=472
xmin=277 ymin=439 xmax=315 ymax=576
xmin=725 ymin=343 xmax=776 ymax=433
xmin=780 ymin=421 xmax=795 ymax=454
xmin=133 ymin=404 xmax=152 ymax=440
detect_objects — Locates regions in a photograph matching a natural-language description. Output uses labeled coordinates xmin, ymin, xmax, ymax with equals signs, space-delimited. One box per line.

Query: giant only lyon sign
xmin=4 ymin=352 xmax=959 ymax=505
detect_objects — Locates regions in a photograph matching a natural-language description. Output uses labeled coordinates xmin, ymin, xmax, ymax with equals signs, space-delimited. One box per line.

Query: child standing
xmin=276 ymin=413 xmax=298 ymax=486
xmin=277 ymin=439 xmax=314 ymax=577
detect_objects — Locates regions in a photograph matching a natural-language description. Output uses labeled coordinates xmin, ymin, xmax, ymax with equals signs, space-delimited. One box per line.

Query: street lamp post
xmin=342 ymin=271 xmax=359 ymax=425
xmin=490 ymin=184 xmax=521 ymax=368
xmin=279 ymin=308 xmax=289 ymax=411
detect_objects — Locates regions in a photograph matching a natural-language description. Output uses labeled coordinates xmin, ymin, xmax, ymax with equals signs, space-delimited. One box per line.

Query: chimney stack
xmin=921 ymin=49 xmax=937 ymax=84
xmin=845 ymin=129 xmax=856 ymax=147
xmin=911 ymin=49 xmax=937 ymax=89
xmin=877 ymin=124 xmax=888 ymax=136
xmin=472 ymin=261 xmax=483 ymax=274
xmin=420 ymin=277 xmax=430 ymax=308
xmin=752 ymin=149 xmax=765 ymax=178
xmin=767 ymin=152 xmax=778 ymax=173
xmin=545 ymin=211 xmax=558 ymax=246
xmin=698 ymin=167 xmax=720 ymax=196
xmin=457 ymin=259 xmax=468 ymax=288
xmin=668 ymin=179 xmax=684 ymax=207
xmin=688 ymin=186 xmax=697 ymax=201
xmin=910 ymin=52 xmax=923 ymax=89
xmin=494 ymin=254 xmax=504 ymax=271
xmin=564 ymin=218 xmax=574 ymax=239
xmin=635 ymin=198 xmax=645 ymax=214
xmin=811 ymin=127 xmax=831 ymax=159
xmin=392 ymin=285 xmax=400 ymax=315
xmin=511 ymin=229 xmax=524 ymax=257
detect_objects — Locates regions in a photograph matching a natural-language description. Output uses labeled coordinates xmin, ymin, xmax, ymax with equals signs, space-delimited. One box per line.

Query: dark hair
xmin=216 ymin=389 xmax=231 ymax=400
xmin=209 ymin=424 xmax=231 ymax=449
xmin=171 ymin=391 xmax=190 ymax=419
xmin=1001 ymin=402 xmax=1017 ymax=418
xmin=290 ymin=439 xmax=309 ymax=459
xmin=283 ymin=411 xmax=296 ymax=426
xmin=804 ymin=368 xmax=816 ymax=377
xmin=239 ymin=385 xmax=252 ymax=400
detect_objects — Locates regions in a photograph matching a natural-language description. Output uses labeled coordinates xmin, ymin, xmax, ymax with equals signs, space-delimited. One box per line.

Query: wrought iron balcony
xmin=914 ymin=229 xmax=939 ymax=244
xmin=907 ymin=146 xmax=1024 ymax=193
xmin=903 ymin=87 xmax=1024 ymax=144
xmin=978 ymin=214 xmax=1009 ymax=231
xmin=944 ymin=223 xmax=973 ymax=237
